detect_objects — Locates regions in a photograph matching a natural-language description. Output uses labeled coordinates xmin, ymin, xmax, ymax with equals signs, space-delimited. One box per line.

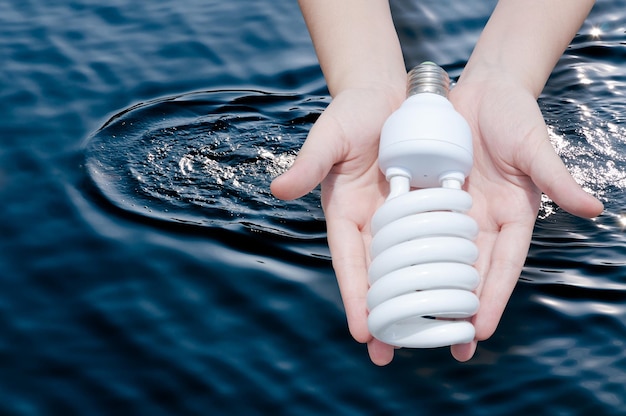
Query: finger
xmin=524 ymin=134 xmax=604 ymax=218
xmin=270 ymin=109 xmax=343 ymax=201
xmin=473 ymin=221 xmax=534 ymax=342
xmin=325 ymin=215 xmax=372 ymax=344
xmin=449 ymin=225 xmax=497 ymax=362
xmin=469 ymin=214 xmax=499 ymax=293
xmin=367 ymin=338 xmax=395 ymax=366
xmin=327 ymin=202 xmax=398 ymax=366
xmin=450 ymin=341 xmax=477 ymax=362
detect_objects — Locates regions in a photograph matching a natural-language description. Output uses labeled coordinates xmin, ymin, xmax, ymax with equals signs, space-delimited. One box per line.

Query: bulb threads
xmin=407 ymin=62 xmax=450 ymax=98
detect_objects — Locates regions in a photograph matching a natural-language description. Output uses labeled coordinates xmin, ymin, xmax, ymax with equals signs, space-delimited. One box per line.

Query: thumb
xmin=270 ymin=110 xmax=342 ymax=200
xmin=526 ymin=135 xmax=604 ymax=218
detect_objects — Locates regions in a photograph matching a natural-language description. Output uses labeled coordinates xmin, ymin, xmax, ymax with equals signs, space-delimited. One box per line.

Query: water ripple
xmin=84 ymin=89 xmax=328 ymax=239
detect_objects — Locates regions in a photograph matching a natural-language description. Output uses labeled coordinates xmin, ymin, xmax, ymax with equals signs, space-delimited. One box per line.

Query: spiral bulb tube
xmin=367 ymin=62 xmax=480 ymax=348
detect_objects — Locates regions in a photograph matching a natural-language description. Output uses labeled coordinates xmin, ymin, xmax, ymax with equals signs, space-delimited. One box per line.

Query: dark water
xmin=2 ymin=0 xmax=626 ymax=414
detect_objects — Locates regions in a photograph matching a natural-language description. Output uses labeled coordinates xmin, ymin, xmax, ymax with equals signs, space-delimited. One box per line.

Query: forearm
xmin=298 ymin=0 xmax=406 ymax=98
xmin=461 ymin=0 xmax=595 ymax=97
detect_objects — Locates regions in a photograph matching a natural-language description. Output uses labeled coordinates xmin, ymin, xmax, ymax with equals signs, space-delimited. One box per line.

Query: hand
xmin=271 ymin=85 xmax=405 ymax=365
xmin=285 ymin=0 xmax=597 ymax=367
xmin=447 ymin=70 xmax=604 ymax=361
xmin=271 ymin=69 xmax=604 ymax=366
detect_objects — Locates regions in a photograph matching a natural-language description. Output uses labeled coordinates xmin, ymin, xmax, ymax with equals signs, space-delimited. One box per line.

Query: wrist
xmin=299 ymin=0 xmax=407 ymax=99
xmin=460 ymin=0 xmax=594 ymax=98
xmin=329 ymin=74 xmax=407 ymax=103
xmin=458 ymin=59 xmax=536 ymax=98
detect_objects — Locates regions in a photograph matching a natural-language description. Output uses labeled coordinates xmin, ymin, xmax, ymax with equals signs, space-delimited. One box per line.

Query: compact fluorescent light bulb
xmin=367 ymin=62 xmax=480 ymax=348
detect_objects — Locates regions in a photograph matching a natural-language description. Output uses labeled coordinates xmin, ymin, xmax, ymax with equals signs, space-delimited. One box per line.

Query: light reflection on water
xmin=540 ymin=35 xmax=626 ymax=219
xmin=523 ymin=22 xmax=626 ymax=409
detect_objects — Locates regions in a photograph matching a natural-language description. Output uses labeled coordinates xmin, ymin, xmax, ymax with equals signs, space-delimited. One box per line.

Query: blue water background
xmin=2 ymin=0 xmax=626 ymax=414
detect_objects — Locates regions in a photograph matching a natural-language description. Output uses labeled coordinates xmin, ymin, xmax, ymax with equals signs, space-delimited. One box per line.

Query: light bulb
xmin=367 ymin=62 xmax=480 ymax=349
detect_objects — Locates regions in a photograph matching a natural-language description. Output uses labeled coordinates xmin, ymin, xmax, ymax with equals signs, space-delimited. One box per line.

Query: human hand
xmin=271 ymin=85 xmax=405 ymax=365
xmin=447 ymin=69 xmax=604 ymax=361
xmin=272 ymin=66 xmax=604 ymax=367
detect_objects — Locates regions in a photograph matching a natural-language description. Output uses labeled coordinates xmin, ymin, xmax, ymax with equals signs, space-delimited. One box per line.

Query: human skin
xmin=271 ymin=0 xmax=603 ymax=365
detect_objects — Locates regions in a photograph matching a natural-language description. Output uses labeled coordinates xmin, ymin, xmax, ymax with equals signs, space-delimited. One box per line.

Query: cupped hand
xmin=271 ymin=85 xmax=404 ymax=365
xmin=271 ymin=71 xmax=604 ymax=366
xmin=447 ymin=71 xmax=604 ymax=361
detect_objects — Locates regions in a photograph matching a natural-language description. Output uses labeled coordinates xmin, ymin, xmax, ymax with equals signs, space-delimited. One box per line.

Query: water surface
xmin=1 ymin=0 xmax=626 ymax=414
